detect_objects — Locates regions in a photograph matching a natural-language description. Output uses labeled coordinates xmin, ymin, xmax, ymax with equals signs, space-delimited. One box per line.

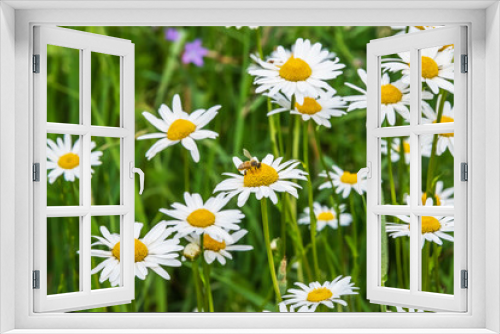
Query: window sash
xmin=33 ymin=26 xmax=135 ymax=313
xmin=366 ymin=26 xmax=468 ymax=312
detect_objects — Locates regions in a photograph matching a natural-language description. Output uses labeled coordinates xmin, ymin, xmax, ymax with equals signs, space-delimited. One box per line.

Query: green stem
xmin=202 ymin=260 xmax=214 ymax=312
xmin=425 ymin=93 xmax=447 ymax=199
xmin=183 ymin=148 xmax=190 ymax=192
xmin=422 ymin=242 xmax=430 ymax=291
xmin=192 ymin=261 xmax=204 ymax=312
xmin=280 ymin=193 xmax=287 ymax=259
xmin=261 ymin=198 xmax=282 ymax=302
xmin=303 ymin=121 xmax=320 ymax=280
xmin=386 ymin=137 xmax=397 ymax=205
xmin=433 ymin=243 xmax=440 ymax=292
xmin=395 ymin=238 xmax=404 ymax=288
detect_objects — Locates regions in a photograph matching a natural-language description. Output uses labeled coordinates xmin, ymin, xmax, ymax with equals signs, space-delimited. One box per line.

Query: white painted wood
xmin=367 ymin=26 xmax=468 ymax=312
xmin=7 ymin=5 xmax=489 ymax=333
xmin=33 ymin=26 xmax=135 ymax=313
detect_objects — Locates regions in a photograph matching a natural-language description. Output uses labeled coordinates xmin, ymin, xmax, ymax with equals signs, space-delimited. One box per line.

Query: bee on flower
xmin=214 ymin=150 xmax=307 ymax=207
xmin=138 ymin=94 xmax=220 ymax=162
xmin=248 ymin=38 xmax=344 ymax=105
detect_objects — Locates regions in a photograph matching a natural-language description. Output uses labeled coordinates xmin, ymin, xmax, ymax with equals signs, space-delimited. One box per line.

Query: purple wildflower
xmin=165 ymin=28 xmax=180 ymax=42
xmin=182 ymin=39 xmax=209 ymax=67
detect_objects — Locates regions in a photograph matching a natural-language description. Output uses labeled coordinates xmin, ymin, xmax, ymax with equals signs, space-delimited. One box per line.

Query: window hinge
xmin=33 ymin=163 xmax=40 ymax=182
xmin=33 ymin=54 xmax=40 ymax=73
xmin=33 ymin=270 xmax=40 ymax=289
xmin=461 ymin=270 xmax=468 ymax=289
xmin=461 ymin=54 xmax=468 ymax=73
xmin=461 ymin=162 xmax=468 ymax=181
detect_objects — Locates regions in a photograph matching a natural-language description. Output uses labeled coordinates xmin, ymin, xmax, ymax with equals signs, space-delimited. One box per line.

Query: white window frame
xmin=32 ymin=26 xmax=136 ymax=312
xmin=0 ymin=1 xmax=498 ymax=333
xmin=366 ymin=26 xmax=467 ymax=312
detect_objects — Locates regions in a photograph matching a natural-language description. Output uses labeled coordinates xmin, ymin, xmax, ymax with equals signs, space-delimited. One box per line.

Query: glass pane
xmin=90 ymin=216 xmax=122 ymax=289
xmin=380 ymin=53 xmax=410 ymax=127
xmin=91 ymin=52 xmax=121 ymax=127
xmin=47 ymin=217 xmax=81 ymax=295
xmin=420 ymin=134 xmax=454 ymax=207
xmin=419 ymin=215 xmax=454 ymax=294
xmin=47 ymin=45 xmax=80 ymax=124
xmin=382 ymin=215 xmax=410 ymax=290
xmin=420 ymin=44 xmax=455 ymax=125
xmin=47 ymin=133 xmax=81 ymax=206
xmin=380 ymin=136 xmax=410 ymax=205
xmin=91 ymin=137 xmax=120 ymax=205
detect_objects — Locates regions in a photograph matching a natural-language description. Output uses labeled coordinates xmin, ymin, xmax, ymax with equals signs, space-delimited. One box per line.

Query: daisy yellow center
xmin=317 ymin=211 xmax=335 ymax=221
xmin=307 ymin=287 xmax=333 ymax=302
xmin=186 ymin=209 xmax=216 ymax=228
xmin=340 ymin=171 xmax=357 ymax=185
xmin=203 ymin=234 xmax=226 ymax=252
xmin=421 ymin=56 xmax=439 ymax=79
xmin=279 ymin=56 xmax=312 ymax=82
xmin=433 ymin=115 xmax=454 ymax=137
xmin=57 ymin=153 xmax=80 ymax=170
xmin=295 ymin=97 xmax=323 ymax=115
xmin=415 ymin=26 xmax=426 ymax=30
xmin=422 ymin=193 xmax=442 ymax=206
xmin=243 ymin=163 xmax=279 ymax=187
xmin=112 ymin=239 xmax=149 ymax=263
xmin=421 ymin=216 xmax=442 ymax=233
xmin=381 ymin=84 xmax=403 ymax=104
xmin=167 ymin=119 xmax=196 ymax=141
xmin=403 ymin=142 xmax=410 ymax=153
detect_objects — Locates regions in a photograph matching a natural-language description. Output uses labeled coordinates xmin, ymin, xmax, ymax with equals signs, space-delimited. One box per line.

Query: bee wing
xmin=243 ymin=149 xmax=252 ymax=159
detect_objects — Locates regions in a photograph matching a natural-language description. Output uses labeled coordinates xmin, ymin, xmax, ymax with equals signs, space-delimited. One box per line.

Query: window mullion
xmin=409 ymin=47 xmax=420 ymax=294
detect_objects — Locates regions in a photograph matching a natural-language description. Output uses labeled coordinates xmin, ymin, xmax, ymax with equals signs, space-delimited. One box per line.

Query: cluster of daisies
xmin=46 ymin=27 xmax=455 ymax=311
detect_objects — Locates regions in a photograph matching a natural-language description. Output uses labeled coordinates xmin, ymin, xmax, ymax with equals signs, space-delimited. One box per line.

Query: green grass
xmin=45 ymin=26 xmax=455 ymax=312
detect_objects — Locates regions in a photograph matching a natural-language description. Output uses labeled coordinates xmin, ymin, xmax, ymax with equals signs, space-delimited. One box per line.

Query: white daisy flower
xmin=382 ymin=47 xmax=454 ymax=94
xmin=46 ymin=134 xmax=102 ymax=184
xmin=137 ymin=94 xmax=220 ymax=162
xmin=344 ymin=69 xmax=432 ymax=126
xmin=159 ymin=192 xmax=244 ymax=243
xmin=298 ymin=202 xmax=352 ymax=231
xmin=213 ymin=153 xmax=308 ymax=207
xmin=248 ymin=38 xmax=345 ymax=104
xmin=421 ymin=181 xmax=454 ymax=206
xmin=185 ymin=230 xmax=253 ymax=265
xmin=283 ymin=277 xmax=359 ymax=312
xmin=386 ymin=215 xmax=454 ymax=248
xmin=421 ymin=101 xmax=455 ymax=156
xmin=264 ymin=302 xmax=311 ymax=312
xmin=90 ymin=222 xmax=183 ymax=286
xmin=381 ymin=137 xmax=411 ymax=164
xmin=266 ymin=90 xmax=346 ymax=128
xmin=319 ymin=165 xmax=367 ymax=198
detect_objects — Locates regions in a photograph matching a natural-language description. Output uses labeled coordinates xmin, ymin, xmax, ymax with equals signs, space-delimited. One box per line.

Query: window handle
xmin=129 ymin=162 xmax=145 ymax=195
xmin=358 ymin=162 xmax=372 ymax=179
